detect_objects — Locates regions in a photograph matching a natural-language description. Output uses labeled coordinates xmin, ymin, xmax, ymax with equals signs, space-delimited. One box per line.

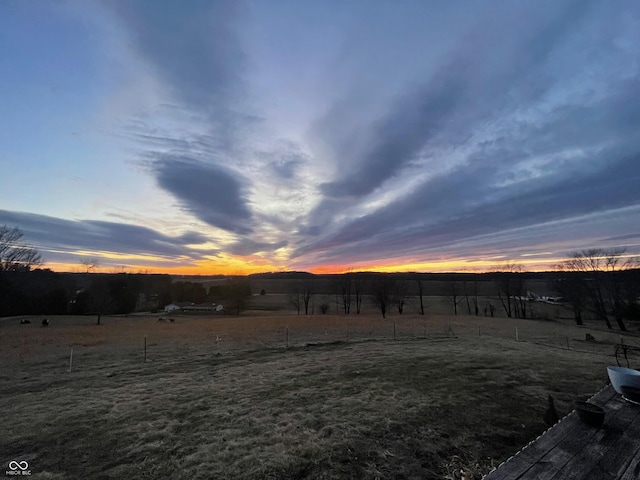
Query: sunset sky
xmin=1 ymin=1 xmax=640 ymax=274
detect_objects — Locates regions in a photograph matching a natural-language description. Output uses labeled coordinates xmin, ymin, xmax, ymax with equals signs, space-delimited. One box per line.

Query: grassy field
xmin=1 ymin=313 xmax=637 ymax=479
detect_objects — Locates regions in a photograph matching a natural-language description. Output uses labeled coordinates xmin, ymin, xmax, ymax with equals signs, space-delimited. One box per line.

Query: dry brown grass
xmin=1 ymin=313 xmax=636 ymax=479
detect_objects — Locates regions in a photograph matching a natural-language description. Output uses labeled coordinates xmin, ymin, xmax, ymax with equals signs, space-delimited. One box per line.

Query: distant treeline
xmin=2 ymin=268 xmax=639 ymax=331
xmin=249 ymin=270 xmax=563 ymax=283
xmin=0 ymin=270 xmax=252 ymax=317
xmin=0 ymin=270 xmax=174 ymax=317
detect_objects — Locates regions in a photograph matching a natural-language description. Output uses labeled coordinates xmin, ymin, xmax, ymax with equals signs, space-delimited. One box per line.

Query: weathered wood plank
xmin=483 ymin=386 xmax=640 ymax=480
xmin=511 ymin=459 xmax=562 ymax=480
xmin=589 ymin=409 xmax=640 ymax=480
xmin=519 ymin=415 xmax=596 ymax=463
xmin=545 ymin=396 xmax=640 ymax=480
xmin=585 ymin=409 xmax=640 ymax=480
xmin=483 ymin=453 xmax=534 ymax=479
xmin=619 ymin=445 xmax=640 ymax=480
xmin=484 ymin=414 xmax=597 ymax=479
xmin=516 ymin=385 xmax=617 ymax=465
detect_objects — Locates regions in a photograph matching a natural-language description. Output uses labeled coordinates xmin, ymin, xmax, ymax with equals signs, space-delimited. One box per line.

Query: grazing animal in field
xmin=41 ymin=318 xmax=49 ymax=327
xmin=20 ymin=319 xmax=31 ymax=324
xmin=169 ymin=318 xmax=175 ymax=323
xmin=543 ymin=395 xmax=559 ymax=427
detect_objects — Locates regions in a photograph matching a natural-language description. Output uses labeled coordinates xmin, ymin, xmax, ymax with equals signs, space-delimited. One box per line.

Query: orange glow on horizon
xmin=42 ymin=253 xmax=571 ymax=275
xmin=305 ymin=256 xmax=567 ymax=274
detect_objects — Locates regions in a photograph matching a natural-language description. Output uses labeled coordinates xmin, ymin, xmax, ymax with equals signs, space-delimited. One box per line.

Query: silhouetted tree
xmin=0 ymin=225 xmax=42 ymax=272
xmin=559 ymin=249 xmax=639 ymax=331
xmin=0 ymin=269 xmax=67 ymax=316
xmin=552 ymin=272 xmax=587 ymax=325
xmin=88 ymin=277 xmax=112 ymax=325
xmin=79 ymin=257 xmax=99 ymax=273
xmin=353 ymin=274 xmax=364 ymax=314
xmin=392 ymin=279 xmax=408 ymax=314
xmin=225 ymin=277 xmax=252 ymax=315
xmin=415 ymin=275 xmax=426 ymax=315
xmin=172 ymin=281 xmax=207 ymax=304
xmin=446 ymin=281 xmax=460 ymax=315
xmin=371 ymin=276 xmax=392 ymax=318
xmin=108 ymin=274 xmax=139 ymax=314
xmin=493 ymin=263 xmax=527 ymax=318
xmin=302 ymin=280 xmax=314 ymax=315
xmin=336 ymin=274 xmax=352 ymax=314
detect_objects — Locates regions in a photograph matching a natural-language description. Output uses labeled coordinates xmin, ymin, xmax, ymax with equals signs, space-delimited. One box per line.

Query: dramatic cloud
xmin=2 ymin=1 xmax=640 ymax=272
xmin=226 ymin=238 xmax=288 ymax=257
xmin=149 ymin=156 xmax=253 ymax=234
xmin=0 ymin=210 xmax=215 ymax=268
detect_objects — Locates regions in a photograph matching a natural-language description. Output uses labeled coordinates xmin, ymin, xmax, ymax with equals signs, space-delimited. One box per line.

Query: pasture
xmin=1 ymin=312 xmax=636 ymax=479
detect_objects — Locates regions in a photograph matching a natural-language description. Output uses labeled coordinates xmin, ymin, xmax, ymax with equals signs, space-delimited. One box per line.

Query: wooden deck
xmin=484 ymin=385 xmax=640 ymax=479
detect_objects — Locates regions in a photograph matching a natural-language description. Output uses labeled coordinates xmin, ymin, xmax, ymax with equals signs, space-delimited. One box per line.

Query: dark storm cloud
xmin=0 ymin=209 xmax=216 ymax=265
xmin=149 ymin=156 xmax=253 ymax=234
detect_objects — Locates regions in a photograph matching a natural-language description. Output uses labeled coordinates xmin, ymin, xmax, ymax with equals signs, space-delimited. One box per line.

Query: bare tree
xmin=302 ymin=280 xmax=314 ymax=315
xmin=493 ymin=263 xmax=527 ymax=318
xmin=462 ymin=280 xmax=472 ymax=315
xmin=472 ymin=280 xmax=479 ymax=316
xmin=88 ymin=277 xmax=112 ymax=325
xmin=392 ymin=279 xmax=408 ymax=314
xmin=415 ymin=275 xmax=426 ymax=315
xmin=336 ymin=274 xmax=352 ymax=314
xmin=552 ymin=269 xmax=587 ymax=325
xmin=560 ymin=249 xmax=639 ymax=331
xmin=288 ymin=293 xmax=301 ymax=315
xmin=371 ymin=276 xmax=392 ymax=318
xmin=445 ymin=281 xmax=460 ymax=315
xmin=566 ymin=250 xmax=612 ymax=327
xmin=226 ymin=276 xmax=252 ymax=315
xmin=353 ymin=274 xmax=364 ymax=314
xmin=0 ymin=226 xmax=42 ymax=272
xmin=461 ymin=279 xmax=480 ymax=316
xmin=80 ymin=257 xmax=100 ymax=273
xmin=110 ymin=265 xmax=130 ymax=274
xmin=603 ymin=251 xmax=639 ymax=331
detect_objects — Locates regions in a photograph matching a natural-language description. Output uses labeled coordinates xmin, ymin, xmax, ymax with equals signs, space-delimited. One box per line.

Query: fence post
xmin=144 ymin=335 xmax=147 ymax=362
xmin=68 ymin=347 xmax=73 ymax=372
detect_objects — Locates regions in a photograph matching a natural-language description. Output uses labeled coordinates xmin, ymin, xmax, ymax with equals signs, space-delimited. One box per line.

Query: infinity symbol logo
xmin=8 ymin=460 xmax=29 ymax=470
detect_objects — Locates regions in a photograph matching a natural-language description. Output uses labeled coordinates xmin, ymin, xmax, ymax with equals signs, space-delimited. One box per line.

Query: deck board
xmin=484 ymin=385 xmax=640 ymax=480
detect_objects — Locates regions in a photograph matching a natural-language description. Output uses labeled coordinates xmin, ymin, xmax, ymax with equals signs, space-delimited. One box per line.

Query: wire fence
xmin=3 ymin=313 xmax=639 ymax=375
